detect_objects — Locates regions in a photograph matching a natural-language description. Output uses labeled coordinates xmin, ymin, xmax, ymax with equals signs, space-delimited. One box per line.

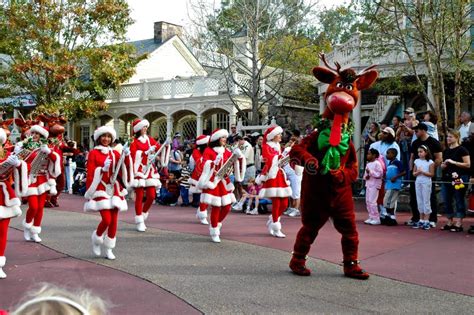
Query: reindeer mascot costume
xmin=0 ymin=129 xmax=28 ymax=278
xmin=130 ymin=119 xmax=169 ymax=232
xmin=289 ymin=55 xmax=378 ymax=279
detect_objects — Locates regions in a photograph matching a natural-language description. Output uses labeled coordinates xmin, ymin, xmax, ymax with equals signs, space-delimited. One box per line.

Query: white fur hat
xmin=264 ymin=125 xmax=283 ymax=142
xmin=94 ymin=126 xmax=116 ymax=142
xmin=210 ymin=129 xmax=229 ymax=143
xmin=30 ymin=124 xmax=49 ymax=138
xmin=0 ymin=128 xmax=6 ymax=145
xmin=196 ymin=135 xmax=210 ymax=146
xmin=133 ymin=119 xmax=150 ymax=133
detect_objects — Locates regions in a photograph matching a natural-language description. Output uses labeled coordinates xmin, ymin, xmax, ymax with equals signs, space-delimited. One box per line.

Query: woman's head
xmin=417 ymin=145 xmax=432 ymax=161
xmin=447 ymin=129 xmax=461 ymax=146
xmin=370 ymin=122 xmax=379 ymax=132
xmin=98 ymin=133 xmax=112 ymax=147
xmin=423 ymin=111 xmax=438 ymax=124
xmin=367 ymin=148 xmax=380 ymax=161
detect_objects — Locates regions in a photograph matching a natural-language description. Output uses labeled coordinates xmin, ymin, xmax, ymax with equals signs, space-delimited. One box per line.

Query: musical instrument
xmin=215 ymin=145 xmax=244 ymax=179
xmin=105 ymin=141 xmax=130 ymax=197
xmin=143 ymin=142 xmax=169 ymax=174
xmin=29 ymin=149 xmax=49 ymax=178
xmin=278 ymin=155 xmax=291 ymax=168
xmin=0 ymin=148 xmax=32 ymax=180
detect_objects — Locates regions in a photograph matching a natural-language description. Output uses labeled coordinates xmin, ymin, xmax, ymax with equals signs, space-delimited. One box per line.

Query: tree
xmin=0 ymin=0 xmax=143 ymax=122
xmin=189 ymin=0 xmax=318 ymax=125
xmin=358 ymin=0 xmax=473 ymax=137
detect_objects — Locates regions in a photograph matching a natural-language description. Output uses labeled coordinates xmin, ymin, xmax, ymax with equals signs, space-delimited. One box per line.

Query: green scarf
xmin=317 ymin=128 xmax=350 ymax=175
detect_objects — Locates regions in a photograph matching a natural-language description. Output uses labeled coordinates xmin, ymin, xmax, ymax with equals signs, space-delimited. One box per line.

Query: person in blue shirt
xmin=382 ymin=148 xmax=406 ymax=226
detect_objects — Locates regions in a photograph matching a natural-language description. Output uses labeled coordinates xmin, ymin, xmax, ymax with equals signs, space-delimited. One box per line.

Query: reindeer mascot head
xmin=289 ymin=54 xmax=378 ymax=280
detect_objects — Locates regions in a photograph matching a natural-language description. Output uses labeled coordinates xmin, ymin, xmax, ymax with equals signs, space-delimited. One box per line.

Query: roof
xmin=128 ymin=38 xmax=163 ymax=55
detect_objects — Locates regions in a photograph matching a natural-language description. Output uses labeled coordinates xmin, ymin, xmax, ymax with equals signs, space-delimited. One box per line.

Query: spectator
xmin=396 ymin=107 xmax=418 ymax=182
xmin=458 ymin=111 xmax=474 ymax=141
xmin=412 ymin=145 xmax=435 ymax=230
xmin=378 ymin=121 xmax=389 ymax=140
xmin=158 ymin=172 xmax=180 ymax=206
xmin=370 ymin=127 xmax=400 ymax=166
xmin=227 ymin=125 xmax=239 ymax=145
xmin=364 ymin=122 xmax=380 ymax=167
xmin=11 ymin=283 xmax=107 ymax=315
xmin=440 ymin=129 xmax=470 ymax=232
xmin=168 ymin=145 xmax=183 ymax=178
xmin=406 ymin=122 xmax=443 ymax=227
xmin=382 ymin=148 xmax=406 ymax=226
xmin=240 ymin=136 xmax=255 ymax=187
xmin=423 ymin=110 xmax=439 ymax=140
xmin=254 ymin=135 xmax=264 ymax=174
xmin=283 ymin=136 xmax=303 ymax=217
xmin=172 ymin=132 xmax=181 ymax=150
xmin=392 ymin=115 xmax=402 ymax=134
xmin=234 ymin=178 xmax=260 ymax=215
xmin=178 ymin=162 xmax=191 ymax=207
xmin=363 ymin=148 xmax=384 ymax=225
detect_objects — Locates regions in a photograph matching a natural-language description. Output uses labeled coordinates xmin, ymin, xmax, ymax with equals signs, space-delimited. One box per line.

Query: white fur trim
xmin=135 ymin=215 xmax=144 ymax=224
xmin=258 ymin=186 xmax=292 ymax=198
xmin=30 ymin=125 xmax=49 ymax=138
xmin=189 ymin=185 xmax=202 ymax=193
xmin=22 ymin=219 xmax=33 ymax=229
xmin=104 ymin=236 xmax=116 ymax=249
xmin=198 ymin=160 xmax=213 ymax=189
xmin=200 ymin=192 xmax=236 ymax=207
xmin=196 ymin=135 xmax=210 ymax=146
xmin=83 ymin=196 xmax=128 ymax=212
xmin=133 ymin=119 xmax=150 ymax=133
xmin=0 ymin=129 xmax=6 ymax=145
xmin=0 ymin=204 xmax=22 ymax=219
xmin=213 ymin=146 xmax=225 ymax=154
xmin=30 ymin=226 xmax=41 ymax=234
xmin=94 ymin=126 xmax=116 ymax=142
xmin=0 ymin=256 xmax=5 ymax=267
xmin=122 ymin=155 xmax=134 ymax=189
xmin=266 ymin=126 xmax=283 ymax=141
xmin=270 ymin=221 xmax=282 ymax=231
xmin=267 ymin=155 xmax=279 ymax=180
xmin=0 ymin=183 xmax=21 ymax=207
xmin=24 ymin=181 xmax=51 ymax=197
xmin=14 ymin=160 xmax=29 ymax=197
xmin=233 ymin=157 xmax=247 ymax=183
xmin=48 ymin=178 xmax=57 ymax=196
xmin=138 ymin=135 xmax=150 ymax=144
xmin=133 ymin=178 xmax=161 ymax=188
xmin=209 ymin=226 xmax=220 ymax=236
xmin=84 ymin=167 xmax=102 ymax=199
xmin=133 ymin=150 xmax=143 ymax=174
xmin=94 ymin=145 xmax=111 ymax=155
xmin=197 ymin=209 xmax=208 ymax=220
xmin=92 ymin=231 xmax=104 ymax=245
xmin=210 ymin=129 xmax=229 ymax=142
xmin=160 ymin=144 xmax=170 ymax=166
xmin=266 ymin=141 xmax=281 ymax=152
xmin=48 ymin=152 xmax=61 ymax=178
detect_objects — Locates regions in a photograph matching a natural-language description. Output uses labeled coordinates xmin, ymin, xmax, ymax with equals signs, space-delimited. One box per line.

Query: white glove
xmin=233 ymin=148 xmax=243 ymax=157
xmin=6 ymin=154 xmax=20 ymax=167
xmin=40 ymin=144 xmax=51 ymax=154
xmin=14 ymin=142 xmax=23 ymax=154
xmin=102 ymin=157 xmax=111 ymax=172
xmin=214 ymin=154 xmax=223 ymax=165
xmin=283 ymin=146 xmax=291 ymax=154
xmin=123 ymin=147 xmax=131 ymax=156
xmin=145 ymin=145 xmax=156 ymax=155
xmin=163 ymin=139 xmax=171 ymax=146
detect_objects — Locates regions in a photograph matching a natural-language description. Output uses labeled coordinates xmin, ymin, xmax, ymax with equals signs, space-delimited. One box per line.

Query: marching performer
xmin=130 ymin=119 xmax=169 ymax=232
xmin=256 ymin=126 xmax=292 ymax=238
xmin=188 ymin=135 xmax=210 ymax=225
xmin=21 ymin=124 xmax=61 ymax=243
xmin=0 ymin=128 xmax=28 ymax=278
xmin=84 ymin=126 xmax=133 ymax=260
xmin=198 ymin=129 xmax=245 ymax=243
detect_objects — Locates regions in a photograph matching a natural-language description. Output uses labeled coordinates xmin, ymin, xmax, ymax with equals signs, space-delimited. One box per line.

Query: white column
xmin=353 ymin=94 xmax=362 ymax=163
xmin=319 ymin=92 xmax=326 ymax=115
xmin=427 ymin=80 xmax=435 ymax=110
xmin=166 ymin=116 xmax=174 ymax=139
xmin=113 ymin=118 xmax=120 ymax=138
xmin=196 ymin=115 xmax=203 ymax=136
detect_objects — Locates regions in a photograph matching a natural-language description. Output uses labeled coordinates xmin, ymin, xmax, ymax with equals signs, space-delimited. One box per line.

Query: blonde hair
xmin=12 ymin=283 xmax=108 ymax=315
xmin=448 ymin=129 xmax=461 ymax=145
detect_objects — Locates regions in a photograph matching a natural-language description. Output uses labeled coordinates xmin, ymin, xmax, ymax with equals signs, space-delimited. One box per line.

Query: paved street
xmin=1 ymin=195 xmax=473 ymax=314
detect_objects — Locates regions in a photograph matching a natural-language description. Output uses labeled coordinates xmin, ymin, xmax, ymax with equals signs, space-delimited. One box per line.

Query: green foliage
xmin=0 ymin=0 xmax=142 ymax=122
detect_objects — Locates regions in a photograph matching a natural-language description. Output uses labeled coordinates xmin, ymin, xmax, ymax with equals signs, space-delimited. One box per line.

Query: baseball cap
xmin=404 ymin=107 xmax=415 ymax=114
xmin=382 ymin=127 xmax=395 ymax=137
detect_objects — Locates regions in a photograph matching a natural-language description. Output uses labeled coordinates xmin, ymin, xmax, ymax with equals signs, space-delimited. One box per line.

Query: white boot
xmin=196 ymin=209 xmax=209 ymax=225
xmin=135 ymin=215 xmax=146 ymax=232
xmin=266 ymin=215 xmax=272 ymax=227
xmin=22 ymin=220 xmax=32 ymax=241
xmin=270 ymin=221 xmax=286 ymax=238
xmin=209 ymin=226 xmax=221 ymax=243
xmin=30 ymin=226 xmax=42 ymax=243
xmin=143 ymin=211 xmax=149 ymax=221
xmin=104 ymin=236 xmax=116 ymax=260
xmin=0 ymin=256 xmax=6 ymax=279
xmin=217 ymin=222 xmax=222 ymax=232
xmin=248 ymin=208 xmax=259 ymax=215
xmin=91 ymin=230 xmax=104 ymax=256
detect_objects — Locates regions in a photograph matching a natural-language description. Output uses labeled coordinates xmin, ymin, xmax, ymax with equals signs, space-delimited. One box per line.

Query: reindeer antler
xmin=319 ymin=53 xmax=341 ymax=74
xmin=357 ymin=64 xmax=377 ymax=76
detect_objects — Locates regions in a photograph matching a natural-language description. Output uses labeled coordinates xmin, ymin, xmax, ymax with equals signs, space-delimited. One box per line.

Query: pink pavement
xmin=0 ymin=228 xmax=199 ymax=314
xmin=27 ymin=195 xmax=474 ymax=297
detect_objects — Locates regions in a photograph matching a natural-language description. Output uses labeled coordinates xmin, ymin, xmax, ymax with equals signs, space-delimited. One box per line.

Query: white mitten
xmin=102 ymin=157 xmax=111 ymax=172
xmin=6 ymin=155 xmax=21 ymax=167
xmin=145 ymin=145 xmax=156 ymax=155
xmin=14 ymin=142 xmax=23 ymax=154
xmin=40 ymin=144 xmax=51 ymax=154
xmin=123 ymin=147 xmax=131 ymax=156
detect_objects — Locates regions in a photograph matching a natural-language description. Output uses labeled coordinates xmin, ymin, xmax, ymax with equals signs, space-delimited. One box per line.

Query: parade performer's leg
xmin=103 ymin=209 xmax=118 ymax=260
xmin=50 ymin=173 xmax=65 ymax=207
xmin=134 ymin=187 xmax=147 ymax=232
xmin=30 ymin=193 xmax=47 ymax=243
xmin=143 ymin=186 xmax=156 ymax=214
xmin=218 ymin=204 xmax=231 ymax=225
xmin=209 ymin=206 xmax=221 ymax=243
xmin=24 ymin=195 xmax=40 ymax=241
xmin=269 ymin=197 xmax=288 ymax=238
xmin=332 ymin=194 xmax=369 ymax=280
xmin=196 ymin=202 xmax=209 ymax=225
xmin=97 ymin=210 xmax=112 ymax=237
xmin=290 ymin=205 xmax=329 ymax=276
xmin=0 ymin=220 xmax=7 ymax=278
xmin=271 ymin=198 xmax=281 ymax=223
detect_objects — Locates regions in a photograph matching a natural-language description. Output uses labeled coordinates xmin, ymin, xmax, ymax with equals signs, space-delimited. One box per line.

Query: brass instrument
xmin=106 ymin=141 xmax=130 ymax=196
xmin=29 ymin=149 xmax=49 ymax=178
xmin=215 ymin=145 xmax=244 ymax=179
xmin=0 ymin=148 xmax=32 ymax=180
xmin=278 ymin=155 xmax=291 ymax=168
xmin=143 ymin=142 xmax=169 ymax=174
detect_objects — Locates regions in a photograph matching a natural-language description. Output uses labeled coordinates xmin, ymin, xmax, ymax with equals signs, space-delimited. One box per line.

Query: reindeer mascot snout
xmin=289 ymin=54 xmax=378 ymax=279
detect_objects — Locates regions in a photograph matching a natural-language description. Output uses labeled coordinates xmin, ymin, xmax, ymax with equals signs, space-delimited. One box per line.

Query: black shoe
xmin=450 ymin=226 xmax=463 ymax=232
xmin=468 ymin=226 xmax=474 ymax=234
xmin=380 ymin=216 xmax=388 ymax=225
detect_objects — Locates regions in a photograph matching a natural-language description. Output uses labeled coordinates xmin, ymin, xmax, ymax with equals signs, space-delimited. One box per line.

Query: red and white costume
xmin=188 ymin=135 xmax=210 ymax=225
xmin=85 ymin=126 xmax=133 ymax=260
xmin=22 ymin=125 xmax=61 ymax=243
xmin=256 ymin=126 xmax=292 ymax=237
xmin=0 ymin=129 xmax=28 ymax=278
xmin=198 ymin=129 xmax=245 ymax=243
xmin=130 ymin=119 xmax=166 ymax=232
